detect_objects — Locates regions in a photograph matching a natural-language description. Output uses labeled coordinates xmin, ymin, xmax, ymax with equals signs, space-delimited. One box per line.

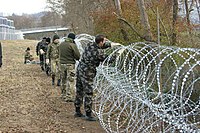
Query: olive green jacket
xmin=59 ymin=38 xmax=80 ymax=64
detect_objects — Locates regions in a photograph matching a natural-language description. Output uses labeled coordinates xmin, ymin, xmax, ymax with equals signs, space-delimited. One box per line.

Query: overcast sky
xmin=0 ymin=0 xmax=47 ymax=15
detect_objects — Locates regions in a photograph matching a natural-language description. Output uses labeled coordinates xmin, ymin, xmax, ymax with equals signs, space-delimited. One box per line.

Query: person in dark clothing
xmin=40 ymin=37 xmax=51 ymax=73
xmin=44 ymin=37 xmax=51 ymax=75
xmin=0 ymin=42 xmax=2 ymax=68
xmin=36 ymin=37 xmax=46 ymax=56
xmin=40 ymin=37 xmax=50 ymax=55
xmin=74 ymin=34 xmax=113 ymax=121
xmin=36 ymin=37 xmax=46 ymax=70
xmin=46 ymin=37 xmax=51 ymax=43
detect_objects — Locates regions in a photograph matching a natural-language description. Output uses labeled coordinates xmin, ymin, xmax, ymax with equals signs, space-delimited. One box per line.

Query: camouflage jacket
xmin=46 ymin=42 xmax=60 ymax=60
xmin=77 ymin=42 xmax=108 ymax=78
xmin=24 ymin=51 xmax=33 ymax=61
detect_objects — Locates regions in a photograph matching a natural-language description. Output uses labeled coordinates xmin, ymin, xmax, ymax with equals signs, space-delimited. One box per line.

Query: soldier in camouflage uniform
xmin=24 ymin=47 xmax=34 ymax=64
xmin=59 ymin=33 xmax=80 ymax=102
xmin=74 ymin=34 xmax=112 ymax=121
xmin=46 ymin=34 xmax=61 ymax=86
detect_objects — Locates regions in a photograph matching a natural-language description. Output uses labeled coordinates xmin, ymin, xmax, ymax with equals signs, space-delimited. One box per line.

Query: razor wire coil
xmin=75 ymin=34 xmax=200 ymax=133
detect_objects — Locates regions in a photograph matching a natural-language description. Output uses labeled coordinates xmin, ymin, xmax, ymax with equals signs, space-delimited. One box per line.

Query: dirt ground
xmin=0 ymin=40 xmax=105 ymax=133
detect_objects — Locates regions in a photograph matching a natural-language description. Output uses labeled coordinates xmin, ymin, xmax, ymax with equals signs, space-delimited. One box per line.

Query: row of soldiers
xmin=36 ymin=33 xmax=119 ymax=121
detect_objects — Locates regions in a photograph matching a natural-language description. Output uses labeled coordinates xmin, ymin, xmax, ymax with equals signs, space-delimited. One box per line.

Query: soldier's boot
xmin=85 ymin=112 xmax=97 ymax=121
xmin=74 ymin=107 xmax=85 ymax=118
xmin=41 ymin=65 xmax=44 ymax=71
xmin=61 ymin=89 xmax=66 ymax=99
xmin=61 ymin=89 xmax=64 ymax=97
xmin=57 ymin=79 xmax=61 ymax=86
xmin=52 ymin=75 xmax=55 ymax=85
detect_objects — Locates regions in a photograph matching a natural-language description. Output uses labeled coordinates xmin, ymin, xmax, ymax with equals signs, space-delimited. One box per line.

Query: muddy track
xmin=0 ymin=40 xmax=105 ymax=133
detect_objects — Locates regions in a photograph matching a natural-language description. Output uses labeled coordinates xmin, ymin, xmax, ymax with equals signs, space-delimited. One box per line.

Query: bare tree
xmin=63 ymin=1 xmax=96 ymax=34
xmin=189 ymin=0 xmax=195 ymax=10
xmin=172 ymin=0 xmax=179 ymax=45
xmin=137 ymin=0 xmax=153 ymax=41
xmin=40 ymin=12 xmax=62 ymax=27
xmin=8 ymin=14 xmax=37 ymax=29
xmin=195 ymin=0 xmax=200 ymax=22
xmin=46 ymin=0 xmax=114 ymax=34
xmin=185 ymin=0 xmax=191 ymax=26
xmin=114 ymin=0 xmax=129 ymax=41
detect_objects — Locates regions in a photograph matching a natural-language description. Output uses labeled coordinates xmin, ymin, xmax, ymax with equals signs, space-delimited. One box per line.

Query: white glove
xmin=46 ymin=59 xmax=49 ymax=64
xmin=111 ymin=42 xmax=121 ymax=48
xmin=39 ymin=49 xmax=45 ymax=55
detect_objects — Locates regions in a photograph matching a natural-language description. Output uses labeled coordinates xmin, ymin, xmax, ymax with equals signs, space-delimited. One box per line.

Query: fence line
xmin=75 ymin=34 xmax=200 ymax=133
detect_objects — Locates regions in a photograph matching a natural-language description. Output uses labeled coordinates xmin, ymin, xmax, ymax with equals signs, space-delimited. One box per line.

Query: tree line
xmin=7 ymin=0 xmax=200 ymax=48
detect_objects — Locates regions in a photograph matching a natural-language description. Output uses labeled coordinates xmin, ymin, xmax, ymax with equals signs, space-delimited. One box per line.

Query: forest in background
xmin=6 ymin=0 xmax=200 ymax=48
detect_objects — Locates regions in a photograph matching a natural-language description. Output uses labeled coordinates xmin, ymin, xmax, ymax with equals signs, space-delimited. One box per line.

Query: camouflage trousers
xmin=74 ymin=67 xmax=94 ymax=113
xmin=60 ymin=64 xmax=76 ymax=100
xmin=51 ymin=58 xmax=60 ymax=79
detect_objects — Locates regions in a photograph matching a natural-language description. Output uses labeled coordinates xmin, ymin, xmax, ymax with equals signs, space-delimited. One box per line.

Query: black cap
xmin=52 ymin=34 xmax=60 ymax=41
xmin=46 ymin=37 xmax=51 ymax=43
xmin=68 ymin=33 xmax=76 ymax=40
xmin=26 ymin=47 xmax=30 ymax=51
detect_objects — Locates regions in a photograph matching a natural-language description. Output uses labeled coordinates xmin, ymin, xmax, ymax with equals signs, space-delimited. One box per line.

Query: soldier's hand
xmin=111 ymin=42 xmax=121 ymax=48
xmin=46 ymin=59 xmax=49 ymax=64
xmin=39 ymin=49 xmax=45 ymax=55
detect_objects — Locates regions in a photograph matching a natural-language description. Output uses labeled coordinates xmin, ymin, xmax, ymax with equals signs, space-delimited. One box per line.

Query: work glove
xmin=111 ymin=42 xmax=121 ymax=48
xmin=46 ymin=59 xmax=49 ymax=64
xmin=39 ymin=49 xmax=45 ymax=55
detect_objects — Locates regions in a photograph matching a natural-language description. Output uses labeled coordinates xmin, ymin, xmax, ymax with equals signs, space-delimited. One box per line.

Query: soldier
xmin=0 ymin=42 xmax=2 ymax=68
xmin=59 ymin=33 xmax=80 ymax=102
xmin=46 ymin=34 xmax=61 ymax=86
xmin=40 ymin=37 xmax=50 ymax=54
xmin=39 ymin=37 xmax=51 ymax=72
xmin=24 ymin=47 xmax=34 ymax=64
xmin=44 ymin=37 xmax=51 ymax=76
xmin=74 ymin=34 xmax=113 ymax=121
xmin=36 ymin=37 xmax=46 ymax=70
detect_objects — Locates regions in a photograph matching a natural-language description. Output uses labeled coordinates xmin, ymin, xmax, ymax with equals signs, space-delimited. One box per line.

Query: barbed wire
xmin=75 ymin=34 xmax=200 ymax=133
